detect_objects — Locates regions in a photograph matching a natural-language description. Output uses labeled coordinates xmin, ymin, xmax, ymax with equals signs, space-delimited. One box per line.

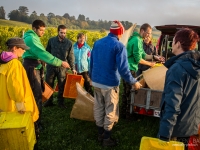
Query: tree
xmin=18 ymin=6 xmax=29 ymax=16
xmin=47 ymin=12 xmax=55 ymax=19
xmin=63 ymin=13 xmax=70 ymax=20
xmin=8 ymin=10 xmax=21 ymax=21
xmin=78 ymin=14 xmax=85 ymax=21
xmin=39 ymin=13 xmax=48 ymax=25
xmin=69 ymin=16 xmax=76 ymax=21
xmin=86 ymin=17 xmax=90 ymax=22
xmin=29 ymin=11 xmax=38 ymax=23
xmin=0 ymin=6 xmax=6 ymax=19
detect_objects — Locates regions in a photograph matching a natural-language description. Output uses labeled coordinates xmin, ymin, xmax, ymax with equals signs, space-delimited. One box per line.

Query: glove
xmin=15 ymin=102 xmax=26 ymax=114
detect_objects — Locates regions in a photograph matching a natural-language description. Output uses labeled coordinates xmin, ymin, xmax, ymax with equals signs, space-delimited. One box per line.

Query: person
xmin=43 ymin=25 xmax=77 ymax=108
xmin=136 ymin=35 xmax=157 ymax=76
xmin=73 ymin=33 xmax=93 ymax=96
xmin=22 ymin=20 xmax=70 ymax=130
xmin=157 ymin=28 xmax=200 ymax=150
xmin=121 ymin=23 xmax=164 ymax=118
xmin=90 ymin=20 xmax=142 ymax=147
xmin=0 ymin=37 xmax=39 ymax=149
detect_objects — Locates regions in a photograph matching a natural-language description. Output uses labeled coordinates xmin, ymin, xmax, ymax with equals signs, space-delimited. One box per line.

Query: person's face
xmin=78 ymin=36 xmax=85 ymax=44
xmin=142 ymin=27 xmax=152 ymax=39
xmin=12 ymin=47 xmax=25 ymax=57
xmin=17 ymin=48 xmax=25 ymax=57
xmin=34 ymin=26 xmax=45 ymax=37
xmin=144 ymin=36 xmax=151 ymax=44
xmin=58 ymin=29 xmax=67 ymax=40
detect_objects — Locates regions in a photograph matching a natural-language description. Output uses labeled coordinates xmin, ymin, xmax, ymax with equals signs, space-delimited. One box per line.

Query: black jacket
xmin=138 ymin=42 xmax=156 ymax=72
xmin=46 ymin=36 xmax=75 ymax=70
xmin=158 ymin=50 xmax=200 ymax=141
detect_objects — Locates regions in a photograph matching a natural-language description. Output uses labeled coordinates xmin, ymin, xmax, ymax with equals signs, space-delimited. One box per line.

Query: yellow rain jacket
xmin=0 ymin=59 xmax=39 ymax=122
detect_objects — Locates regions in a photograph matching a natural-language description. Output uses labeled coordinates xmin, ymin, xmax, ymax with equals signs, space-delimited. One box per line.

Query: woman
xmin=0 ymin=37 xmax=39 ymax=149
xmin=73 ymin=33 xmax=93 ymax=96
xmin=157 ymin=28 xmax=200 ymax=149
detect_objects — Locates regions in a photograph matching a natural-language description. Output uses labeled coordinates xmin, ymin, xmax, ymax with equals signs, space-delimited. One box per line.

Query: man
xmin=73 ymin=33 xmax=93 ymax=96
xmin=158 ymin=28 xmax=200 ymax=150
xmin=43 ymin=25 xmax=76 ymax=108
xmin=122 ymin=23 xmax=164 ymax=118
xmin=0 ymin=37 xmax=39 ymax=149
xmin=90 ymin=20 xmax=142 ymax=147
xmin=22 ymin=20 xmax=70 ymax=130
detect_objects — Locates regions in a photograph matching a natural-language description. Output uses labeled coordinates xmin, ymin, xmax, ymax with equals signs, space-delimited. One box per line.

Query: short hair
xmin=77 ymin=33 xmax=85 ymax=40
xmin=32 ymin=20 xmax=45 ymax=29
xmin=174 ymin=28 xmax=199 ymax=51
xmin=58 ymin=25 xmax=67 ymax=32
xmin=140 ymin=23 xmax=152 ymax=32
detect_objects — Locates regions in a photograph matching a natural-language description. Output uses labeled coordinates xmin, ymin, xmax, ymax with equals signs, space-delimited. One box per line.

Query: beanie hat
xmin=110 ymin=20 xmax=125 ymax=35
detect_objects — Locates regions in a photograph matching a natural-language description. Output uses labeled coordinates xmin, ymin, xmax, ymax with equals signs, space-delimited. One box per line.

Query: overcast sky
xmin=1 ymin=0 xmax=200 ymax=27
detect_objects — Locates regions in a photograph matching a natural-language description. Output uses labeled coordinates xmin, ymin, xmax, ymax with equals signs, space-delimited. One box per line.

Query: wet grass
xmin=38 ymin=85 xmax=160 ymax=150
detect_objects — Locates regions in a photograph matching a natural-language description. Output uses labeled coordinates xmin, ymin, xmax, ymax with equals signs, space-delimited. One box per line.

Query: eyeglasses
xmin=144 ymin=31 xmax=152 ymax=35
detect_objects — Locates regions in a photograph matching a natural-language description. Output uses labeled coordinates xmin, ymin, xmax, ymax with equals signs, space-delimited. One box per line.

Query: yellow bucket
xmin=140 ymin=136 xmax=184 ymax=150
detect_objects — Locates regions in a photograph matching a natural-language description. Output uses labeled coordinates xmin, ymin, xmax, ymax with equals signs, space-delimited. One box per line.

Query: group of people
xmin=0 ymin=19 xmax=200 ymax=150
xmin=90 ymin=20 xmax=200 ymax=150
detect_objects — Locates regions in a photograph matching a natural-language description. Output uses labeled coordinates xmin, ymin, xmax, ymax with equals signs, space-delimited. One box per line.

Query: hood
xmin=165 ymin=50 xmax=200 ymax=79
xmin=0 ymin=51 xmax=17 ymax=64
xmin=128 ymin=32 xmax=142 ymax=42
xmin=23 ymin=30 xmax=37 ymax=39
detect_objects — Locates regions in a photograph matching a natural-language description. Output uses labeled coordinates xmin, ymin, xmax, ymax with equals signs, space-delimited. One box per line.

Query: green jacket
xmin=22 ymin=30 xmax=62 ymax=66
xmin=127 ymin=32 xmax=146 ymax=71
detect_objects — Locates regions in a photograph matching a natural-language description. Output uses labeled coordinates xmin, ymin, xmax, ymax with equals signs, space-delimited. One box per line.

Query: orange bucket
xmin=63 ymin=74 xmax=84 ymax=99
xmin=42 ymin=82 xmax=54 ymax=102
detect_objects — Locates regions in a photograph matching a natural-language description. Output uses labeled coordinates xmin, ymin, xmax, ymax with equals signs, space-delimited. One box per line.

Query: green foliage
xmin=0 ymin=26 xmax=107 ymax=52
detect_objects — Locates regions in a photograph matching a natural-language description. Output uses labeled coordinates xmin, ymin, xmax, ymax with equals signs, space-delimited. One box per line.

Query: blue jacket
xmin=90 ymin=33 xmax=137 ymax=87
xmin=73 ymin=42 xmax=91 ymax=73
xmin=158 ymin=50 xmax=200 ymax=141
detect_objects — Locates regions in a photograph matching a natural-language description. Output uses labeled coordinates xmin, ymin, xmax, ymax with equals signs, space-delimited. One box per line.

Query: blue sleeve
xmin=158 ymin=64 xmax=185 ymax=139
xmin=89 ymin=44 xmax=94 ymax=78
xmin=116 ymin=45 xmax=137 ymax=84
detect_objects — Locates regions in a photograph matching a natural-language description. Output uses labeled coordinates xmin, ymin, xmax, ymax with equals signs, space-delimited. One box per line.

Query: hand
xmin=132 ymin=82 xmax=142 ymax=90
xmin=158 ymin=139 xmax=169 ymax=147
xmin=154 ymin=55 xmax=165 ymax=63
xmin=18 ymin=110 xmax=25 ymax=114
xmin=149 ymin=61 xmax=156 ymax=67
xmin=72 ymin=70 xmax=77 ymax=75
xmin=61 ymin=61 xmax=70 ymax=69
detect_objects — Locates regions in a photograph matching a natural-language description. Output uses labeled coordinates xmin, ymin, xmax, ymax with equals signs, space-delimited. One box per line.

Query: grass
xmin=0 ymin=19 xmax=30 ymax=27
xmin=38 ymin=83 xmax=160 ymax=150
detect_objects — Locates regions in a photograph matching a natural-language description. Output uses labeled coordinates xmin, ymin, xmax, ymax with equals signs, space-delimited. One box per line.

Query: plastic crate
xmin=42 ymin=82 xmax=54 ymax=102
xmin=0 ymin=111 xmax=36 ymax=150
xmin=63 ymin=74 xmax=84 ymax=99
xmin=140 ymin=137 xmax=184 ymax=150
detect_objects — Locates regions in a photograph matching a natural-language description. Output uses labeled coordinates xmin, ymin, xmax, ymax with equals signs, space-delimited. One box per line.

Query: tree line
xmin=0 ymin=6 xmax=133 ymax=30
